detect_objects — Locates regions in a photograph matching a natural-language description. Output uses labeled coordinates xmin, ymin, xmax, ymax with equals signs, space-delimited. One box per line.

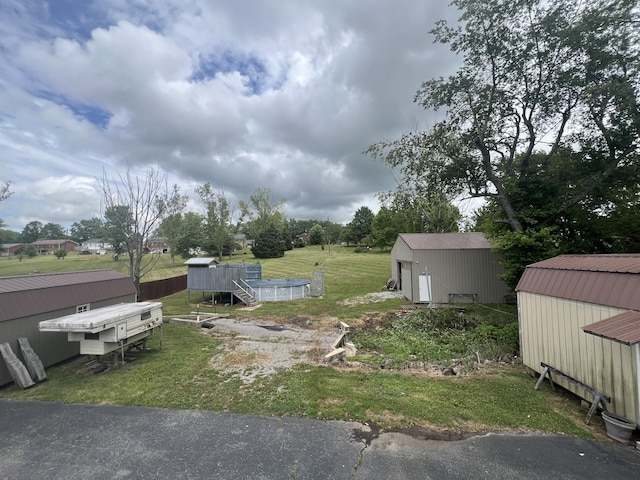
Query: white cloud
xmin=0 ymin=0 xmax=461 ymax=233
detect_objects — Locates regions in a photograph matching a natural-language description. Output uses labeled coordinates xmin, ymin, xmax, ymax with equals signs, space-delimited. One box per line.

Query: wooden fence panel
xmin=139 ymin=275 xmax=187 ymax=301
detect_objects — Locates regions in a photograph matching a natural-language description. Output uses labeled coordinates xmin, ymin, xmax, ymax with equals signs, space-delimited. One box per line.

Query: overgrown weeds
xmin=351 ymin=305 xmax=519 ymax=368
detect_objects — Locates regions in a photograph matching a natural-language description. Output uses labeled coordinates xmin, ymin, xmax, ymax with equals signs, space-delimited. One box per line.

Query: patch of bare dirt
xmin=202 ymin=317 xmax=341 ymax=383
xmin=338 ymin=291 xmax=403 ymax=306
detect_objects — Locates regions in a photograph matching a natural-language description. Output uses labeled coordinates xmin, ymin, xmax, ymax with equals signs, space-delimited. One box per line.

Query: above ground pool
xmin=245 ymin=278 xmax=310 ymax=302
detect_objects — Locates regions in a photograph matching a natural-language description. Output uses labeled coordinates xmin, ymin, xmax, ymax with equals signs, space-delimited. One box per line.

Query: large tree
xmin=368 ymin=0 xmax=640 ymax=235
xmin=100 ymin=165 xmax=175 ymax=295
xmin=346 ymin=206 xmax=375 ymax=244
xmin=157 ymin=184 xmax=189 ymax=266
xmin=239 ymin=187 xmax=287 ymax=243
xmin=174 ymin=211 xmax=206 ymax=259
xmin=70 ymin=217 xmax=105 ymax=242
xmin=40 ymin=222 xmax=66 ymax=239
xmin=21 ymin=221 xmax=43 ymax=243
xmin=103 ymin=205 xmax=132 ymax=258
xmin=368 ymin=0 xmax=640 ymax=284
xmin=195 ymin=183 xmax=233 ymax=259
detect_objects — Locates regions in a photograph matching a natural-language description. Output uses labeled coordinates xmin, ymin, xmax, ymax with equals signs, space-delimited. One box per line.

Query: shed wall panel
xmin=0 ymin=293 xmax=136 ymax=387
xmin=411 ymin=249 xmax=510 ymax=304
xmin=519 ymin=291 xmax=638 ymax=425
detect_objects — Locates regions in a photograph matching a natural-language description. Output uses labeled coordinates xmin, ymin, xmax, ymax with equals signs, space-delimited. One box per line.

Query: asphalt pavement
xmin=1 ymin=399 xmax=639 ymax=479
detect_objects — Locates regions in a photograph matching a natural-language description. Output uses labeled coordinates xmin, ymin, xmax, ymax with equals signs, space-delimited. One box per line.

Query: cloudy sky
xmin=0 ymin=0 xmax=461 ymax=233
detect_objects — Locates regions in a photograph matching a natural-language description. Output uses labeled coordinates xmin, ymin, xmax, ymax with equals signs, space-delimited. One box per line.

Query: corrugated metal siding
xmin=519 ymin=291 xmax=638 ymax=425
xmin=391 ymin=236 xmax=414 ymax=300
xmin=1 ymin=276 xmax=137 ymax=322
xmin=526 ymin=254 xmax=640 ymax=273
xmin=187 ymin=264 xmax=262 ymax=292
xmin=398 ymin=232 xmax=490 ymax=250
xmin=516 ymin=255 xmax=640 ymax=311
xmin=0 ymin=270 xmax=131 ymax=293
xmin=390 ymin=234 xmax=511 ymax=304
xmin=413 ymin=248 xmax=511 ymax=304
xmin=0 ymin=293 xmax=136 ymax=387
xmin=582 ymin=311 xmax=640 ymax=345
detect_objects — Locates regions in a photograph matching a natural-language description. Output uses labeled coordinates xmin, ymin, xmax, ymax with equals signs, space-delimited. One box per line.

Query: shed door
xmin=419 ymin=274 xmax=432 ymax=302
xmin=400 ymin=262 xmax=413 ymax=301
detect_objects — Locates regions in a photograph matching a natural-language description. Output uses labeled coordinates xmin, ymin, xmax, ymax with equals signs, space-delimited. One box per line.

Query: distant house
xmin=80 ymin=238 xmax=112 ymax=255
xmin=147 ymin=237 xmax=169 ymax=253
xmin=31 ymin=239 xmax=78 ymax=255
xmin=296 ymin=233 xmax=310 ymax=245
xmin=517 ymin=254 xmax=640 ymax=427
xmin=0 ymin=243 xmax=23 ymax=257
xmin=0 ymin=270 xmax=137 ymax=387
xmin=390 ymin=232 xmax=512 ymax=304
xmin=233 ymin=233 xmax=249 ymax=249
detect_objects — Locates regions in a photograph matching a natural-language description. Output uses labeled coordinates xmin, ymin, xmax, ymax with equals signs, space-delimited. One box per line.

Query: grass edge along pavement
xmin=0 ymin=322 xmax=600 ymax=440
xmin=0 ymin=246 xmax=604 ymax=439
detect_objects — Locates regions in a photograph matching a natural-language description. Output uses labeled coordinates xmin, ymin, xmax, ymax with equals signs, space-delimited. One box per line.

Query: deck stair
xmin=232 ymin=280 xmax=258 ymax=307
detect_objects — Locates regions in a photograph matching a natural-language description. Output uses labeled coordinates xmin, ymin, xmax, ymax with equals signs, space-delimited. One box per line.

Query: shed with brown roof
xmin=516 ymin=254 xmax=640 ymax=427
xmin=0 ymin=270 xmax=137 ymax=387
xmin=390 ymin=233 xmax=512 ymax=304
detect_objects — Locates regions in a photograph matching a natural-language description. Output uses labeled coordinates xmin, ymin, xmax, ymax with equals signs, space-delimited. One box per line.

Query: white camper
xmin=39 ymin=302 xmax=163 ymax=358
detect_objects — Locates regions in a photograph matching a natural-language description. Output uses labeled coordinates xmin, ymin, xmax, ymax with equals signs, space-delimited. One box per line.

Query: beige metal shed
xmin=390 ymin=232 xmax=512 ymax=304
xmin=517 ymin=254 xmax=640 ymax=427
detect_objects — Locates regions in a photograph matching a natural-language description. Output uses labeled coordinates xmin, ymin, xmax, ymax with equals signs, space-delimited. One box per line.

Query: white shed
xmin=517 ymin=254 xmax=640 ymax=427
xmin=390 ymin=232 xmax=512 ymax=304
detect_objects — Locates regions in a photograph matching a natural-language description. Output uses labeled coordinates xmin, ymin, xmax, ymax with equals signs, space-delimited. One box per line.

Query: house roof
xmin=0 ymin=270 xmax=137 ymax=322
xmin=398 ymin=232 xmax=490 ymax=250
xmin=31 ymin=239 xmax=79 ymax=246
xmin=516 ymin=254 xmax=640 ymax=311
xmin=583 ymin=310 xmax=640 ymax=346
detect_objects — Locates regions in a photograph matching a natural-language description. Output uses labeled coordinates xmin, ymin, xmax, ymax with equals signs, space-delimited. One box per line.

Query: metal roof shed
xmin=390 ymin=232 xmax=512 ymax=304
xmin=0 ymin=270 xmax=137 ymax=387
xmin=516 ymin=254 xmax=640 ymax=427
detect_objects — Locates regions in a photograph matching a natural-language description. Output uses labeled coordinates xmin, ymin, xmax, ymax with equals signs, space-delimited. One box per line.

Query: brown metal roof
xmin=526 ymin=254 xmax=640 ymax=273
xmin=0 ymin=270 xmax=136 ymax=322
xmin=399 ymin=232 xmax=491 ymax=250
xmin=583 ymin=311 xmax=640 ymax=345
xmin=516 ymin=254 xmax=640 ymax=311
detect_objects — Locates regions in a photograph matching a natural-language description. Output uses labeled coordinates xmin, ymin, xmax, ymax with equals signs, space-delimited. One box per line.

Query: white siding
xmin=519 ymin=291 xmax=639 ymax=425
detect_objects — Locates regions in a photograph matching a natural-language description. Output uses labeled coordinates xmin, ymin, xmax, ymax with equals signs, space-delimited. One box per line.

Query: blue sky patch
xmin=192 ymin=50 xmax=269 ymax=94
xmin=35 ymin=90 xmax=111 ymax=130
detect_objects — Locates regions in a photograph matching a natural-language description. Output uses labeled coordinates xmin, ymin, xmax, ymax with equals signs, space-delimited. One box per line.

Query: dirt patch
xmin=202 ymin=317 xmax=340 ymax=383
xmin=338 ymin=291 xmax=403 ymax=306
xmin=201 ymin=313 xmax=474 ymax=383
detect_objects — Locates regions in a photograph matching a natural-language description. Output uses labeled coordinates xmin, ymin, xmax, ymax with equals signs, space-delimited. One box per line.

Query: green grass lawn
xmin=0 ymin=324 xmax=595 ymax=438
xmin=0 ymin=250 xmax=188 ymax=281
xmin=0 ymin=245 xmax=604 ymax=438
